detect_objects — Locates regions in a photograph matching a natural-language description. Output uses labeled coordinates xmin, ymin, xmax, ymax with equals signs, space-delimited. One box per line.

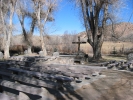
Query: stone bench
xmin=35 ymin=58 xmax=49 ymax=62
xmin=100 ymin=62 xmax=110 ymax=66
xmin=0 ymin=79 xmax=42 ymax=95
xmin=0 ymin=71 xmax=60 ymax=89
xmin=118 ymin=64 xmax=128 ymax=70
xmin=0 ymin=79 xmax=45 ymax=99
xmin=60 ymin=72 xmax=84 ymax=79
xmin=109 ymin=60 xmax=116 ymax=64
xmin=8 ymin=68 xmax=74 ymax=83
xmin=0 ymin=93 xmax=16 ymax=100
xmin=74 ymin=58 xmax=82 ymax=64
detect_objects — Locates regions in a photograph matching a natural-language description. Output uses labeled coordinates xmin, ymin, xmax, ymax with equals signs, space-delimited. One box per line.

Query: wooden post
xmin=72 ymin=36 xmax=86 ymax=52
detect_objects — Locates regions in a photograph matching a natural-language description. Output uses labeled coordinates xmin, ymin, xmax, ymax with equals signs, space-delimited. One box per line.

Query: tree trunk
xmin=4 ymin=43 xmax=10 ymax=59
xmin=92 ymin=44 xmax=102 ymax=60
xmin=38 ymin=2 xmax=47 ymax=56
xmin=27 ymin=45 xmax=32 ymax=54
xmin=40 ymin=26 xmax=47 ymax=56
xmin=4 ymin=2 xmax=14 ymax=59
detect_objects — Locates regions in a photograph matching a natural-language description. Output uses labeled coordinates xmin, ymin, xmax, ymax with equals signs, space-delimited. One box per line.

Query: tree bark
xmin=4 ymin=2 xmax=15 ymax=59
xmin=92 ymin=42 xmax=102 ymax=60
xmin=79 ymin=0 xmax=109 ymax=61
xmin=40 ymin=26 xmax=47 ymax=56
xmin=27 ymin=46 xmax=32 ymax=54
xmin=38 ymin=2 xmax=47 ymax=56
xmin=4 ymin=44 xmax=10 ymax=59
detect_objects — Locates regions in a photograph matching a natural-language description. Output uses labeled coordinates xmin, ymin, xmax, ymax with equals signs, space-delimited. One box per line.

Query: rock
xmin=75 ymin=79 xmax=82 ymax=83
xmin=39 ymin=51 xmax=44 ymax=56
xmin=0 ymin=93 xmax=16 ymax=100
xmin=24 ymin=50 xmax=28 ymax=55
xmin=0 ymin=52 xmax=3 ymax=59
xmin=53 ymin=52 xmax=59 ymax=57
xmin=92 ymin=72 xmax=99 ymax=77
xmin=18 ymin=92 xmax=30 ymax=100
xmin=127 ymin=53 xmax=133 ymax=61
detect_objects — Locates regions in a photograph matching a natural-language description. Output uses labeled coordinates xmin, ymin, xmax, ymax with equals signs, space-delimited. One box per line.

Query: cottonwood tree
xmin=75 ymin=0 xmax=124 ymax=60
xmin=16 ymin=0 xmax=37 ymax=54
xmin=0 ymin=0 xmax=17 ymax=59
xmin=32 ymin=0 xmax=58 ymax=56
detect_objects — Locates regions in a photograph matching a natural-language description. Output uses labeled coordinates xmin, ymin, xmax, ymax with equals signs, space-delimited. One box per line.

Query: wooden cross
xmin=72 ymin=36 xmax=86 ymax=52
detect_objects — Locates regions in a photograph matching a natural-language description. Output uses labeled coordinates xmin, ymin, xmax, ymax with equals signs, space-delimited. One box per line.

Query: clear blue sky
xmin=51 ymin=0 xmax=133 ymax=35
xmin=50 ymin=0 xmax=85 ymax=35
xmin=119 ymin=0 xmax=133 ymax=22
xmin=14 ymin=0 xmax=133 ymax=36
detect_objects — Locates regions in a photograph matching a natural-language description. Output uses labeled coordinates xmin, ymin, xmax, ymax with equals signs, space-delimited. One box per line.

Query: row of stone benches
xmin=0 ymin=65 xmax=100 ymax=100
xmin=0 ymin=62 xmax=93 ymax=83
xmin=0 ymin=71 xmax=60 ymax=89
xmin=0 ymin=59 xmax=105 ymax=80
xmin=0 ymin=58 xmax=108 ymax=100
xmin=100 ymin=60 xmax=133 ymax=71
xmin=0 ymin=79 xmax=51 ymax=100
xmin=0 ymin=93 xmax=16 ymax=100
xmin=0 ymin=67 xmax=68 ymax=100
xmin=9 ymin=56 xmax=52 ymax=62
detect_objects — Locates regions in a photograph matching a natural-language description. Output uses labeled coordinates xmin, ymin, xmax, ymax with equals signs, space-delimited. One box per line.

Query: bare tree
xmin=74 ymin=0 xmax=124 ymax=60
xmin=62 ymin=31 xmax=77 ymax=54
xmin=32 ymin=0 xmax=58 ymax=56
xmin=0 ymin=0 xmax=17 ymax=59
xmin=16 ymin=0 xmax=37 ymax=54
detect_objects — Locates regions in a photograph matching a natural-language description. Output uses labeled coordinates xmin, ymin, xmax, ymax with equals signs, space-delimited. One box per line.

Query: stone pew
xmin=10 ymin=56 xmax=25 ymax=61
xmin=21 ymin=66 xmax=60 ymax=74
xmin=126 ymin=61 xmax=133 ymax=71
xmin=127 ymin=60 xmax=133 ymax=65
xmin=0 ymin=93 xmax=16 ymax=100
xmin=8 ymin=67 xmax=42 ymax=78
xmin=100 ymin=62 xmax=110 ymax=67
xmin=0 ymin=71 xmax=60 ymax=89
xmin=11 ymin=75 xmax=60 ymax=89
xmin=59 ymin=72 xmax=84 ymax=79
xmin=0 ymin=62 xmax=9 ymax=69
xmin=0 ymin=79 xmax=42 ymax=95
xmin=18 ymin=64 xmax=82 ymax=78
xmin=34 ymin=57 xmax=49 ymax=62
xmin=0 ymin=71 xmax=11 ymax=77
xmin=0 ymin=79 xmax=44 ymax=99
xmin=21 ymin=66 xmax=84 ymax=79
xmin=118 ymin=64 xmax=128 ymax=70
xmin=24 ymin=64 xmax=105 ymax=79
xmin=109 ymin=60 xmax=116 ymax=64
xmin=54 ymin=65 xmax=106 ymax=75
xmin=107 ymin=62 xmax=120 ymax=70
xmin=8 ymin=68 xmax=74 ymax=83
xmin=118 ymin=60 xmax=127 ymax=65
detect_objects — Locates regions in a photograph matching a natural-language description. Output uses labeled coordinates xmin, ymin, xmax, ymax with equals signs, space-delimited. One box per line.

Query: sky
xmin=14 ymin=0 xmax=83 ymax=35
xmin=44 ymin=0 xmax=85 ymax=35
xmin=14 ymin=0 xmax=133 ymax=36
xmin=49 ymin=0 xmax=133 ymax=35
xmin=49 ymin=1 xmax=84 ymax=35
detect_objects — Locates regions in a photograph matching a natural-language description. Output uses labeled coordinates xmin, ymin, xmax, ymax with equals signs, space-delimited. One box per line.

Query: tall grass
xmin=80 ymin=41 xmax=133 ymax=55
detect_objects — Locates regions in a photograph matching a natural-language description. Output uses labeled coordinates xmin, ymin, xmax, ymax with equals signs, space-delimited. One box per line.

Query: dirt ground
xmin=50 ymin=70 xmax=133 ymax=100
xmin=10 ymin=54 xmax=133 ymax=100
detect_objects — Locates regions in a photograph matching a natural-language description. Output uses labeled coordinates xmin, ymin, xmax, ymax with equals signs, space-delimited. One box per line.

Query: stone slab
xmin=0 ymin=52 xmax=3 ymax=59
xmin=0 ymin=93 xmax=16 ymax=100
